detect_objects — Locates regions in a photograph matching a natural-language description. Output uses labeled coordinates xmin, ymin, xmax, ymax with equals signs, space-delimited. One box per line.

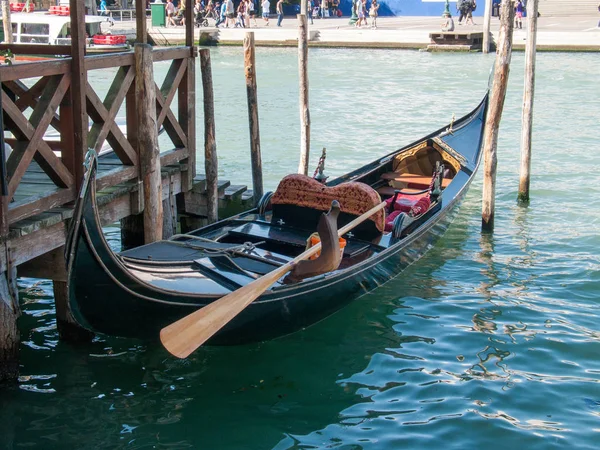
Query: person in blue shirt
xmin=216 ymin=0 xmax=227 ymax=27
xmin=99 ymin=0 xmax=109 ymax=15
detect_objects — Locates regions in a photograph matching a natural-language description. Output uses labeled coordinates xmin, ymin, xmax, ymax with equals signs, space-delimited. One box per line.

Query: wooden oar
xmin=160 ymin=200 xmax=387 ymax=358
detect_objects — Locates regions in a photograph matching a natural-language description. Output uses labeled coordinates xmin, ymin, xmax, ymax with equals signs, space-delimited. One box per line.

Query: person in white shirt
xmin=261 ymin=0 xmax=270 ymax=26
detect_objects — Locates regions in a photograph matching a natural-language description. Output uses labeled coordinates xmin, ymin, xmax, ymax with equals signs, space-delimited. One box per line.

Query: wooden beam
xmin=0 ymin=44 xmax=71 ymax=56
xmin=185 ymin=0 xmax=194 ymax=48
xmin=155 ymin=86 xmax=188 ymax=148
xmin=69 ymin=0 xmax=88 ymax=191
xmin=178 ymin=52 xmax=196 ymax=191
xmin=200 ymin=49 xmax=218 ymax=223
xmin=17 ymin=246 xmax=66 ymax=281
xmin=244 ymin=33 xmax=263 ymax=205
xmin=482 ymin=0 xmax=514 ymax=231
xmin=0 ymin=59 xmax=70 ymax=82
xmin=135 ymin=43 xmax=163 ymax=243
xmin=158 ymin=59 xmax=187 ymax=127
xmin=136 ymin=0 xmax=147 ymax=44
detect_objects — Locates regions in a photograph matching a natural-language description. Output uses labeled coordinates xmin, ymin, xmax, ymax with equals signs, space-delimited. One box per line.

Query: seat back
xmin=271 ymin=174 xmax=384 ymax=241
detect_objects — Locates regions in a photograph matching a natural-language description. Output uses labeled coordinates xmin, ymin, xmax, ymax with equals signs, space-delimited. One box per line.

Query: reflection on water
xmin=2 ymin=49 xmax=600 ymax=450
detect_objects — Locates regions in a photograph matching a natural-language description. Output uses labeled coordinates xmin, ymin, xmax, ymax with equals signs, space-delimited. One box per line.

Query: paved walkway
xmin=114 ymin=15 xmax=600 ymax=51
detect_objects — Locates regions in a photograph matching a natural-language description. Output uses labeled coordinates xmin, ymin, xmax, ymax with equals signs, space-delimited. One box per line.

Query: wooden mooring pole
xmin=244 ymin=33 xmax=264 ymax=205
xmin=518 ymin=0 xmax=538 ymax=204
xmin=482 ymin=0 xmax=492 ymax=54
xmin=135 ymin=43 xmax=163 ymax=243
xmin=1 ymin=1 xmax=13 ymax=44
xmin=200 ymin=49 xmax=219 ymax=223
xmin=297 ymin=10 xmax=310 ymax=176
xmin=481 ymin=0 xmax=514 ymax=231
xmin=0 ymin=86 xmax=19 ymax=383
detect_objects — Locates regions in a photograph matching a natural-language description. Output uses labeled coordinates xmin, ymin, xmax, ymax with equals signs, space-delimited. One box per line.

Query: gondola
xmin=65 ymin=93 xmax=489 ymax=349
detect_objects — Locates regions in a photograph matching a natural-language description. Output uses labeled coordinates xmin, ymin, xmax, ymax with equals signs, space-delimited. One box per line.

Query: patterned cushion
xmin=272 ymin=174 xmax=385 ymax=233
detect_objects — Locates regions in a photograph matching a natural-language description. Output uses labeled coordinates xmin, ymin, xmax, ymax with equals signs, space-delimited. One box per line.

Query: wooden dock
xmin=0 ymin=4 xmax=256 ymax=382
xmin=428 ymin=31 xmax=488 ymax=52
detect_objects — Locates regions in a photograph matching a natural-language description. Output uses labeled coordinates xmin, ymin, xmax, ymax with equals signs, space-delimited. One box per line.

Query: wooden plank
xmin=381 ymin=172 xmax=451 ymax=188
xmin=95 ymin=165 xmax=139 ymax=191
xmin=0 ymin=59 xmax=70 ymax=82
xmin=180 ymin=49 xmax=196 ymax=191
xmin=85 ymin=52 xmax=135 ymax=71
xmin=0 ymin=43 xmax=71 ymax=55
xmin=69 ymin=0 xmax=87 ymax=192
xmin=8 ymin=221 xmax=67 ymax=268
xmin=7 ymin=186 xmax=75 ymax=225
xmin=152 ymin=47 xmax=192 ymax=62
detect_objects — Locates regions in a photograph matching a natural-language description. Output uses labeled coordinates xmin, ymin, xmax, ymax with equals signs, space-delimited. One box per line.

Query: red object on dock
xmin=92 ymin=35 xmax=127 ymax=45
xmin=10 ymin=2 xmax=35 ymax=12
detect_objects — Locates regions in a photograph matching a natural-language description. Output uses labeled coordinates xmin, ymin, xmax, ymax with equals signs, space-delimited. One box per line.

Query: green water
xmin=1 ymin=48 xmax=600 ymax=449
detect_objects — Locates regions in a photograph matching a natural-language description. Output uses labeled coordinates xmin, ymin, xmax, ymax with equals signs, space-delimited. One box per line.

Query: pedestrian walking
xmin=465 ymin=0 xmax=476 ymax=25
xmin=262 ymin=0 xmax=271 ymax=25
xmin=515 ymin=0 xmax=524 ymax=29
xmin=369 ymin=0 xmax=379 ymax=29
xmin=248 ymin=0 xmax=258 ymax=27
xmin=225 ymin=0 xmax=235 ymax=27
xmin=276 ymin=0 xmax=284 ymax=26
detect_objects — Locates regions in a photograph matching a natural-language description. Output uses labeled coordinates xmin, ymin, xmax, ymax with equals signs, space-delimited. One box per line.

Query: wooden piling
xmin=518 ymin=0 xmax=538 ymax=204
xmin=135 ymin=0 xmax=147 ymax=44
xmin=69 ymin=0 xmax=88 ymax=190
xmin=244 ymin=33 xmax=264 ymax=205
xmin=135 ymin=43 xmax=164 ymax=243
xmin=0 ymin=80 xmax=18 ymax=382
xmin=297 ymin=13 xmax=310 ymax=176
xmin=199 ymin=49 xmax=218 ymax=223
xmin=1 ymin=1 xmax=14 ymax=44
xmin=0 ymin=284 xmax=18 ymax=383
xmin=481 ymin=0 xmax=514 ymax=231
xmin=482 ymin=0 xmax=492 ymax=54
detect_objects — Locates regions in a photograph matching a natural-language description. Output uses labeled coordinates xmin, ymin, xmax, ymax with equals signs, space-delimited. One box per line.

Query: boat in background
xmin=0 ymin=10 xmax=129 ymax=59
xmin=65 ymin=93 xmax=489 ymax=346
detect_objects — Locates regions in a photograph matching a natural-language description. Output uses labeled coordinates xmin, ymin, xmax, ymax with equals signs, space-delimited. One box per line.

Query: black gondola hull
xmin=66 ymin=94 xmax=488 ymax=346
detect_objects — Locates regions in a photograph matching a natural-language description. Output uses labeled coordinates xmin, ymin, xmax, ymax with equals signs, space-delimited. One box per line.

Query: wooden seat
xmin=377 ymin=186 xmax=426 ymax=197
xmin=381 ymin=172 xmax=451 ymax=188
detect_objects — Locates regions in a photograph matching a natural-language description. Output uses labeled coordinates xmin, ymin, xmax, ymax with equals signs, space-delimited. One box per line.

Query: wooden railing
xmin=0 ymin=46 xmax=196 ymax=225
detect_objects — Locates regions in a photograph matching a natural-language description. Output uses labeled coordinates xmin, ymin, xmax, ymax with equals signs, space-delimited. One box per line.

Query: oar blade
xmin=160 ymin=263 xmax=291 ymax=358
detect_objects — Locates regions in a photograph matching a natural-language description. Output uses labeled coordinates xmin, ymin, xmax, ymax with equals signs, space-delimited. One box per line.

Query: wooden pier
xmin=0 ymin=3 xmax=253 ymax=382
xmin=428 ymin=31 xmax=488 ymax=52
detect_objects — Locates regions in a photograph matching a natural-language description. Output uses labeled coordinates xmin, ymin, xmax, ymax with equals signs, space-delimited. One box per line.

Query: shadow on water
xmin=0 ymin=212 xmax=475 ymax=449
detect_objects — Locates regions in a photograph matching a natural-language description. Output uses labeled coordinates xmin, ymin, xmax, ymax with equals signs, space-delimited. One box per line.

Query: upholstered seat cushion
xmin=271 ymin=174 xmax=385 ymax=236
